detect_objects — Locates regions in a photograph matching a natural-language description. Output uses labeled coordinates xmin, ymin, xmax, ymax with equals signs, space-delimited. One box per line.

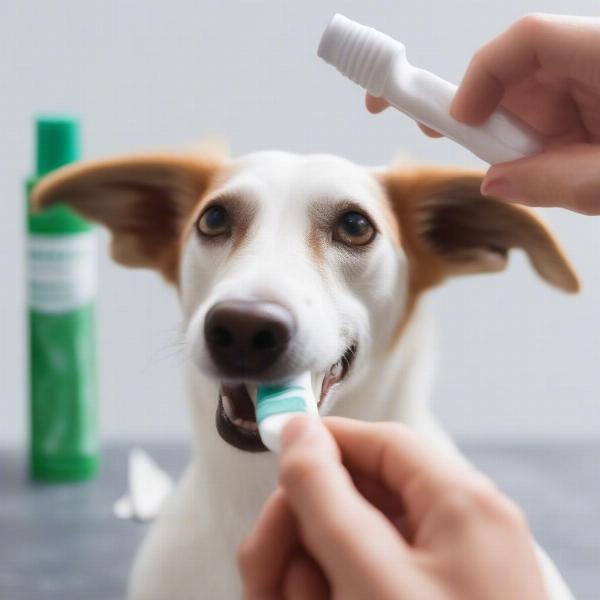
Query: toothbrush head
xmin=318 ymin=14 xmax=406 ymax=97
xmin=256 ymin=384 xmax=310 ymax=422
xmin=256 ymin=372 xmax=318 ymax=453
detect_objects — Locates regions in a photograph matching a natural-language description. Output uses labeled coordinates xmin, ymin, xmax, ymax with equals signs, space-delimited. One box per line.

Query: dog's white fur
xmin=34 ymin=150 xmax=575 ymax=599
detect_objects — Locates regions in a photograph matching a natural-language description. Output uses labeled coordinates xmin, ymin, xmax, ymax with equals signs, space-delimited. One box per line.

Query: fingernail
xmin=481 ymin=177 xmax=520 ymax=202
xmin=481 ymin=177 xmax=521 ymax=202
xmin=281 ymin=415 xmax=320 ymax=451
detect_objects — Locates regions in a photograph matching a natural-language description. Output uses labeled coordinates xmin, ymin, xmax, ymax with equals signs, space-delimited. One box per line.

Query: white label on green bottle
xmin=28 ymin=232 xmax=97 ymax=313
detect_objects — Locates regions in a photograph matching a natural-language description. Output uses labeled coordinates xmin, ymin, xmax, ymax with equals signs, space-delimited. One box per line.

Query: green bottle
xmin=26 ymin=115 xmax=99 ymax=482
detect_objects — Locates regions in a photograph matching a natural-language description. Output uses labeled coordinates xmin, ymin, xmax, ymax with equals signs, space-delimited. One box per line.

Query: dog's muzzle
xmin=203 ymin=299 xmax=357 ymax=452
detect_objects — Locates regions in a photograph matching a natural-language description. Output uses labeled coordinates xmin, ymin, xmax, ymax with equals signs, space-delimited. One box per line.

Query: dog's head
xmin=33 ymin=149 xmax=578 ymax=451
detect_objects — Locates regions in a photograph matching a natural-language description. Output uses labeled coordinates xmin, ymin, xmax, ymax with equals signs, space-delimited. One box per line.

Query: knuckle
xmin=495 ymin=496 xmax=528 ymax=529
xmin=236 ymin=536 xmax=256 ymax=575
xmin=441 ymin=478 xmax=528 ymax=532
xmin=514 ymin=13 xmax=548 ymax=37
xmin=571 ymin=185 xmax=600 ymax=215
xmin=377 ymin=421 xmax=412 ymax=442
xmin=280 ymin=453 xmax=322 ymax=490
xmin=436 ymin=478 xmax=505 ymax=524
xmin=436 ymin=486 xmax=482 ymax=525
xmin=468 ymin=45 xmax=488 ymax=70
xmin=378 ymin=423 xmax=418 ymax=460
xmin=469 ymin=481 xmax=510 ymax=517
xmin=467 ymin=40 xmax=499 ymax=78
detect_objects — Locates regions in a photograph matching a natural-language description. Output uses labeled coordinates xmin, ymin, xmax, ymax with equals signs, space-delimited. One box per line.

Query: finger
xmin=322 ymin=418 xmax=481 ymax=525
xmin=366 ymin=93 xmax=444 ymax=138
xmin=365 ymin=94 xmax=389 ymax=113
xmin=451 ymin=14 xmax=600 ymax=123
xmin=367 ymin=91 xmax=443 ymax=138
xmin=279 ymin=416 xmax=409 ymax=584
xmin=499 ymin=77 xmax=586 ymax=140
xmin=481 ymin=142 xmax=600 ymax=215
xmin=350 ymin=472 xmax=405 ymax=520
xmin=238 ymin=489 xmax=299 ymax=598
xmin=417 ymin=122 xmax=443 ymax=138
xmin=283 ymin=552 xmax=330 ymax=600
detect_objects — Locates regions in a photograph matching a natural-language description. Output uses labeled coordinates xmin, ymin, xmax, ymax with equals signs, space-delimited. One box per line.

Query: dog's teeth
xmin=233 ymin=418 xmax=258 ymax=432
xmin=222 ymin=395 xmax=235 ymax=420
xmin=330 ymin=360 xmax=343 ymax=378
xmin=245 ymin=383 xmax=257 ymax=405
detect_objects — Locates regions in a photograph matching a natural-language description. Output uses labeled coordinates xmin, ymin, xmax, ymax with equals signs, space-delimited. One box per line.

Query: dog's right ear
xmin=32 ymin=153 xmax=222 ymax=283
xmin=380 ymin=165 xmax=579 ymax=294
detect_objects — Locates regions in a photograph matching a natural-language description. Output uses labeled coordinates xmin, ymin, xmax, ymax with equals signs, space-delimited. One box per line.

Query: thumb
xmin=279 ymin=416 xmax=408 ymax=586
xmin=481 ymin=143 xmax=600 ymax=215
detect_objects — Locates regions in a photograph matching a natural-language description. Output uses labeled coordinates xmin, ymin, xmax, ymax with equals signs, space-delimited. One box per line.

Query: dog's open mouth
xmin=215 ymin=345 xmax=357 ymax=452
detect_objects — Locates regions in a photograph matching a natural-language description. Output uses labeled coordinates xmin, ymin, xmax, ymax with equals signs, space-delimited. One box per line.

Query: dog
xmin=34 ymin=148 xmax=579 ymax=599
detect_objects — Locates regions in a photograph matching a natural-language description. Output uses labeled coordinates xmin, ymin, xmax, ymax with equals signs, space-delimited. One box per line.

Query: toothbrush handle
xmin=384 ymin=63 xmax=543 ymax=164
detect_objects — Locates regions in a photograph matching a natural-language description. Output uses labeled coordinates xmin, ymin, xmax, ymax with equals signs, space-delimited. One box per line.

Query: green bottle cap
xmin=28 ymin=114 xmax=92 ymax=234
xmin=36 ymin=115 xmax=81 ymax=177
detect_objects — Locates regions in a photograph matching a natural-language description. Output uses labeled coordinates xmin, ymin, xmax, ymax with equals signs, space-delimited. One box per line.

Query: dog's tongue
xmin=221 ymin=383 xmax=256 ymax=421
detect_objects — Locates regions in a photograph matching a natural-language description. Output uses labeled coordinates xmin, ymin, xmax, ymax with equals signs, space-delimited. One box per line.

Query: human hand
xmin=238 ymin=416 xmax=546 ymax=600
xmin=367 ymin=14 xmax=600 ymax=215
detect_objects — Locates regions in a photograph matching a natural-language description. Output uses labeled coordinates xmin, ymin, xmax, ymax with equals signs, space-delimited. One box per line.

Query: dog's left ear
xmin=381 ymin=166 xmax=579 ymax=293
xmin=32 ymin=153 xmax=222 ymax=283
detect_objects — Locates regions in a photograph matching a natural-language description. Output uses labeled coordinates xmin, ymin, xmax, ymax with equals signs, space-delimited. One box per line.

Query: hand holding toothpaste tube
xmin=367 ymin=14 xmax=600 ymax=215
xmin=239 ymin=416 xmax=546 ymax=600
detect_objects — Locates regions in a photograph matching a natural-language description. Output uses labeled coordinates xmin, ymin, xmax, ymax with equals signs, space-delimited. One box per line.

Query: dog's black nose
xmin=204 ymin=300 xmax=295 ymax=377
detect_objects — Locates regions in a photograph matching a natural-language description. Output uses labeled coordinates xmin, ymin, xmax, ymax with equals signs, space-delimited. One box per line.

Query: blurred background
xmin=2 ymin=2 xmax=599 ymax=599
xmin=1 ymin=0 xmax=598 ymax=447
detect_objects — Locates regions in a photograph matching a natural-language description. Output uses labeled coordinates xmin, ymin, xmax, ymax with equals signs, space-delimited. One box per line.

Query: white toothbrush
xmin=318 ymin=14 xmax=543 ymax=165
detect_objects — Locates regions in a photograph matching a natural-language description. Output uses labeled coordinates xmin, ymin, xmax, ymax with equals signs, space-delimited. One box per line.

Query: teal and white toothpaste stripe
xmin=256 ymin=384 xmax=307 ymax=422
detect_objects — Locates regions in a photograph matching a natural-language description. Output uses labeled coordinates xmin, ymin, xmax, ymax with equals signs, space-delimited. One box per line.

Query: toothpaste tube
xmin=26 ymin=115 xmax=99 ymax=482
xmin=256 ymin=371 xmax=318 ymax=453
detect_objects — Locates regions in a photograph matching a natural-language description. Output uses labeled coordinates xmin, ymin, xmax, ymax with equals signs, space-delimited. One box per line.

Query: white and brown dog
xmin=34 ymin=148 xmax=578 ymax=599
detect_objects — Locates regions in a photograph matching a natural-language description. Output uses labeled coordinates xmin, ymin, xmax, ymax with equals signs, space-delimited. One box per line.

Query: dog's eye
xmin=197 ymin=205 xmax=231 ymax=237
xmin=334 ymin=211 xmax=376 ymax=246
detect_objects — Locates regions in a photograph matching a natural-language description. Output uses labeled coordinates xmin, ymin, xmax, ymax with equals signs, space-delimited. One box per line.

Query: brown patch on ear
xmin=380 ymin=165 xmax=580 ymax=339
xmin=32 ymin=153 xmax=223 ymax=283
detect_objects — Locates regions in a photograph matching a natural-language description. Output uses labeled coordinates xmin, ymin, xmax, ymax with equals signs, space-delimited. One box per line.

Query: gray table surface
xmin=1 ymin=442 xmax=598 ymax=600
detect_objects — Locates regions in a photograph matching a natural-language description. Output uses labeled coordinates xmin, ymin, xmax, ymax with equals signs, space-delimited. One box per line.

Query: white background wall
xmin=1 ymin=0 xmax=598 ymax=445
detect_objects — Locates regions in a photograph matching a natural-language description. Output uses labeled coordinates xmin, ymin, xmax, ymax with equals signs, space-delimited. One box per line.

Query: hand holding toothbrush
xmin=368 ymin=14 xmax=600 ymax=215
xmin=239 ymin=416 xmax=546 ymax=600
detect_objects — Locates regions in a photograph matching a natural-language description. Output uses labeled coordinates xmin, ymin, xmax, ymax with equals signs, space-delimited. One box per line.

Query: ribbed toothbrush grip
xmin=318 ymin=14 xmax=404 ymax=96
